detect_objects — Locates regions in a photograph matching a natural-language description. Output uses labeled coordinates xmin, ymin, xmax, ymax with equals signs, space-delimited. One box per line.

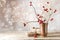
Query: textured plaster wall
xmin=0 ymin=0 xmax=60 ymax=32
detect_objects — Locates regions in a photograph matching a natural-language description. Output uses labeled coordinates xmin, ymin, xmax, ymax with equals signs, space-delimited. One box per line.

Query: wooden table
xmin=0 ymin=32 xmax=60 ymax=40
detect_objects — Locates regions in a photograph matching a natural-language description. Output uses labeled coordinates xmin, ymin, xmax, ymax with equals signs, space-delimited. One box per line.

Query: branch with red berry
xmin=23 ymin=1 xmax=57 ymax=27
xmin=40 ymin=1 xmax=57 ymax=22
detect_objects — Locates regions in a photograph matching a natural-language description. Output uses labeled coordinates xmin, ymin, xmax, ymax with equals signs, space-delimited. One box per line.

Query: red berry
xmin=54 ymin=9 xmax=57 ymax=13
xmin=46 ymin=11 xmax=48 ymax=12
xmin=39 ymin=16 xmax=43 ymax=18
xmin=37 ymin=14 xmax=39 ymax=16
xmin=47 ymin=2 xmax=49 ymax=4
xmin=50 ymin=8 xmax=52 ymax=10
xmin=23 ymin=23 xmax=26 ymax=27
xmin=44 ymin=8 xmax=48 ymax=11
xmin=30 ymin=1 xmax=32 ymax=6
xmin=30 ymin=1 xmax=32 ymax=3
xmin=39 ymin=20 xmax=43 ymax=24
xmin=44 ymin=20 xmax=46 ymax=22
xmin=38 ymin=19 xmax=43 ymax=24
xmin=50 ymin=18 xmax=54 ymax=21
xmin=42 ymin=6 xmax=45 ymax=8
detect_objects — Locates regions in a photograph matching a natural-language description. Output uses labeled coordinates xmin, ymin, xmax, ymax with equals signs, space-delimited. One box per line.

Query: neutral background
xmin=0 ymin=0 xmax=60 ymax=33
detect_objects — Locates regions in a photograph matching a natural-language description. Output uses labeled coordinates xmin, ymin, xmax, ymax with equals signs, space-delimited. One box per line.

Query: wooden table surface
xmin=0 ymin=32 xmax=60 ymax=40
